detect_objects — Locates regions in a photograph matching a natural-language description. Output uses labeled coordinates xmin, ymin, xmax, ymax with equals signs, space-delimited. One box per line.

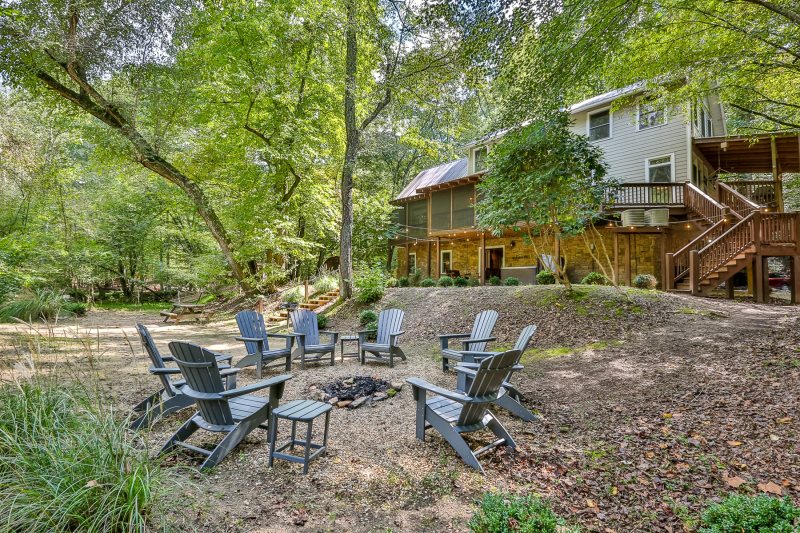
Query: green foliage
xmin=397 ymin=277 xmax=410 ymax=288
xmin=469 ymin=492 xmax=574 ymax=533
xmin=316 ymin=313 xmax=328 ymax=330
xmin=503 ymin=276 xmax=520 ymax=286
xmin=0 ymin=289 xmax=70 ymax=322
xmin=454 ymin=276 xmax=468 ymax=287
xmin=467 ymin=277 xmax=480 ymax=287
xmin=409 ymin=270 xmax=423 ymax=287
xmin=633 ymin=274 xmax=657 ymax=290
xmin=489 ymin=275 xmax=502 ymax=286
xmin=358 ymin=310 xmax=378 ymax=326
xmin=699 ymin=495 xmax=800 ymax=533
xmin=313 ymin=274 xmax=339 ymax=295
xmin=62 ymin=301 xmax=88 ymax=317
xmin=420 ymin=278 xmax=436 ymax=287
xmin=536 ymin=271 xmax=556 ymax=285
xmin=437 ymin=276 xmax=454 ymax=287
xmin=282 ymin=286 xmax=304 ymax=304
xmin=386 ymin=277 xmax=398 ymax=288
xmin=354 ymin=265 xmax=387 ymax=304
xmin=0 ymin=380 xmax=170 ymax=531
xmin=581 ymin=272 xmax=608 ymax=285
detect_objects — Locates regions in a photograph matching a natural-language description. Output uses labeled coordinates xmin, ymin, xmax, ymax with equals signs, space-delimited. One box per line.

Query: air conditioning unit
xmin=621 ymin=209 xmax=647 ymax=227
xmin=645 ymin=208 xmax=670 ymax=227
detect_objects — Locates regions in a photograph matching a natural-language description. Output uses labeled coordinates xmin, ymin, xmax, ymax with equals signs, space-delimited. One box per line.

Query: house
xmin=389 ymin=84 xmax=800 ymax=303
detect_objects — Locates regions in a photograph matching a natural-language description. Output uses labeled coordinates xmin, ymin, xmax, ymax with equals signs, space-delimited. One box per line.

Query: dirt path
xmin=0 ymin=288 xmax=798 ymax=532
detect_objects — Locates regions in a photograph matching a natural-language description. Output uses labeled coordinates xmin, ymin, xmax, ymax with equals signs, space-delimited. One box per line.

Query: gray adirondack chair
xmin=131 ymin=323 xmax=239 ymax=430
xmin=407 ymin=349 xmax=520 ymax=474
xmin=161 ymin=341 xmax=292 ymax=470
xmin=455 ymin=325 xmax=538 ymax=422
xmin=235 ymin=310 xmax=294 ymax=378
xmin=439 ymin=309 xmax=499 ymax=371
xmin=359 ymin=308 xmax=406 ymax=368
xmin=289 ymin=309 xmax=338 ymax=369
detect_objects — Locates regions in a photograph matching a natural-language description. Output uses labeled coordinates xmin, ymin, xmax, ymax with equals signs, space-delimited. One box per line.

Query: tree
xmin=475 ymin=114 xmax=608 ymax=290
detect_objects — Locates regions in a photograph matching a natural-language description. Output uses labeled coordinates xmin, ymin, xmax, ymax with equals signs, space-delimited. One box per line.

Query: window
xmin=452 ymin=185 xmax=475 ymax=228
xmin=473 ymin=147 xmax=488 ymax=173
xmin=638 ymin=101 xmax=666 ymax=129
xmin=694 ymin=102 xmax=713 ymax=137
xmin=431 ymin=190 xmax=451 ymax=231
xmin=646 ymin=155 xmax=674 ymax=183
xmin=408 ymin=253 xmax=417 ymax=274
xmin=440 ymin=250 xmax=452 ymax=274
xmin=588 ymin=109 xmax=611 ymax=141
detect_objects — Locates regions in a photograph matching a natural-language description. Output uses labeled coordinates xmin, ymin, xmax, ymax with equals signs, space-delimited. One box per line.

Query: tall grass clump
xmin=0 ymin=379 xmax=172 ymax=531
xmin=0 ymin=289 xmax=71 ymax=322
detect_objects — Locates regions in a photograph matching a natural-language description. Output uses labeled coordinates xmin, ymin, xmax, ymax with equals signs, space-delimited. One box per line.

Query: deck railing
xmin=717 ymin=182 xmax=761 ymax=218
xmin=760 ymin=213 xmax=798 ymax=246
xmin=725 ymin=180 xmax=777 ymax=209
xmin=603 ymin=183 xmax=684 ymax=207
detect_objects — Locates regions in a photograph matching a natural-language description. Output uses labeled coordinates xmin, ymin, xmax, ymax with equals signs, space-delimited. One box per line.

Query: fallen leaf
xmin=726 ymin=476 xmax=746 ymax=488
xmin=85 ymin=480 xmax=99 ymax=488
xmin=769 ymin=434 xmax=780 ymax=442
xmin=586 ymin=499 xmax=597 ymax=508
xmin=610 ymin=486 xmax=619 ymax=496
xmin=757 ymin=481 xmax=783 ymax=495
xmin=662 ymin=413 xmax=673 ymax=419
xmin=776 ymin=417 xmax=793 ymax=424
xmin=646 ymin=451 xmax=655 ymax=459
xmin=727 ymin=440 xmax=743 ymax=447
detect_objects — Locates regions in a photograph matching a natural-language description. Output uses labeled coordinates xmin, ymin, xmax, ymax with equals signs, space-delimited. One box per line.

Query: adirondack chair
xmin=407 ymin=349 xmax=520 ymax=474
xmin=455 ymin=325 xmax=538 ymax=422
xmin=359 ymin=308 xmax=406 ymax=368
xmin=131 ymin=323 xmax=239 ymax=430
xmin=289 ymin=309 xmax=338 ymax=369
xmin=438 ymin=309 xmax=499 ymax=371
xmin=235 ymin=310 xmax=294 ymax=378
xmin=161 ymin=341 xmax=292 ymax=470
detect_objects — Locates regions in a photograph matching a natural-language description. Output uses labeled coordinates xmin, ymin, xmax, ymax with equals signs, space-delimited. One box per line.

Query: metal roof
xmin=394 ymin=158 xmax=468 ymax=201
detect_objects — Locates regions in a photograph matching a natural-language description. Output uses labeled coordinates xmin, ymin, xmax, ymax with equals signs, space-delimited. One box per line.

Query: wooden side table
xmin=268 ymin=399 xmax=332 ymax=474
xmin=339 ymin=335 xmax=360 ymax=362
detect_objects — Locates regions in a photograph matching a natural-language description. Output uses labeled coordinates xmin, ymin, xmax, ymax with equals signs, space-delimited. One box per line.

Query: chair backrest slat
xmin=376 ymin=308 xmax=404 ymax=345
xmin=468 ymin=310 xmax=499 ymax=352
xmin=168 ymin=341 xmax=233 ymax=426
xmin=457 ymin=350 xmax=519 ymax=426
xmin=236 ymin=311 xmax=270 ymax=354
xmin=136 ymin=323 xmax=178 ymax=395
xmin=290 ymin=309 xmax=319 ymax=346
xmin=513 ymin=325 xmax=538 ymax=355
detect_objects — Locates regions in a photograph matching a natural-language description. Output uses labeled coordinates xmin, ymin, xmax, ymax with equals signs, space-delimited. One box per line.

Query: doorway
xmin=484 ymin=247 xmax=504 ymax=281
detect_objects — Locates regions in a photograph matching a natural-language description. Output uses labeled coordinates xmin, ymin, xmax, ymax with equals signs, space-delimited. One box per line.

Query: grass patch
xmin=699 ymin=494 xmax=800 ymax=532
xmin=0 ymin=379 xmax=175 ymax=531
xmin=94 ymin=301 xmax=165 ymax=312
xmin=521 ymin=340 xmax=623 ymax=363
xmin=469 ymin=491 xmax=579 ymax=532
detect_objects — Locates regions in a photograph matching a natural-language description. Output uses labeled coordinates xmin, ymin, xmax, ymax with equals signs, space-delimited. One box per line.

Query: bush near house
xmin=467 ymin=277 xmax=480 ymax=287
xmin=438 ymin=276 xmax=454 ymax=287
xmin=468 ymin=492 xmax=577 ymax=533
xmin=581 ymin=272 xmax=608 ymax=285
xmin=699 ymin=494 xmax=800 ymax=532
xmin=358 ymin=310 xmax=378 ymax=327
xmin=633 ymin=274 xmax=657 ymax=289
xmin=504 ymin=276 xmax=520 ymax=286
xmin=397 ymin=277 xmax=409 ymax=287
xmin=316 ymin=313 xmax=328 ymax=329
xmin=489 ymin=275 xmax=502 ymax=286
xmin=536 ymin=271 xmax=556 ymax=285
xmin=454 ymin=276 xmax=468 ymax=287
xmin=420 ymin=278 xmax=436 ymax=287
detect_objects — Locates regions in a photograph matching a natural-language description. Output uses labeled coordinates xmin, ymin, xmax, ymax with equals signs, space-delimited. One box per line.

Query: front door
xmin=485 ymin=248 xmax=503 ymax=281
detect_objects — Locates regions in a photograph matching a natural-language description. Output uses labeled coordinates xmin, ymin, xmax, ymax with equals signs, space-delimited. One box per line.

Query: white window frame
xmin=472 ymin=146 xmax=488 ymax=174
xmin=693 ymin=101 xmax=713 ymax=137
xmin=586 ymin=107 xmax=612 ymax=141
xmin=478 ymin=245 xmax=506 ymax=271
xmin=440 ymin=249 xmax=453 ymax=274
xmin=636 ymin=101 xmax=668 ymax=131
xmin=408 ymin=252 xmax=417 ymax=274
xmin=645 ymin=153 xmax=676 ymax=183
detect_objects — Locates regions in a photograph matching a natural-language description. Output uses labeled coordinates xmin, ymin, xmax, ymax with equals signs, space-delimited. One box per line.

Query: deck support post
xmin=480 ymin=233 xmax=486 ymax=285
xmin=754 ymin=254 xmax=768 ymax=303
xmin=613 ymin=232 xmax=619 ymax=286
xmin=427 ymin=241 xmax=432 ymax=278
xmin=660 ymin=234 xmax=667 ymax=290
xmin=791 ymin=255 xmax=800 ymax=305
xmin=771 ymin=137 xmax=784 ymax=212
xmin=665 ymin=253 xmax=674 ymax=291
xmin=726 ymin=279 xmax=735 ymax=299
xmin=689 ymin=250 xmax=699 ymax=296
xmin=625 ymin=234 xmax=632 ymax=286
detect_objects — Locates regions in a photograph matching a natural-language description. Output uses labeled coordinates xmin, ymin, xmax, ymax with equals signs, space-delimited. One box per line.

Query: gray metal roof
xmin=395 ymin=158 xmax=468 ymax=201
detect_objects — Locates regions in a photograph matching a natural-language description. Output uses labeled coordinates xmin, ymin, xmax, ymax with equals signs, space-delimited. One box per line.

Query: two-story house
xmin=390 ymin=84 xmax=800 ymax=303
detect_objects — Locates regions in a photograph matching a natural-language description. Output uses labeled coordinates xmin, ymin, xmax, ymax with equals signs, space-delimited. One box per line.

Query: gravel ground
xmin=0 ymin=286 xmax=798 ymax=532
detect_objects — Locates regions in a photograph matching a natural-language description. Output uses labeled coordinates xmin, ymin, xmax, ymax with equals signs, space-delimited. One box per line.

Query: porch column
xmin=791 ymin=255 xmax=800 ymax=305
xmin=613 ymin=232 xmax=619 ymax=285
xmin=625 ymin=233 xmax=632 ymax=286
xmin=754 ymin=255 xmax=768 ymax=303
xmin=426 ymin=241 xmax=432 ymax=278
xmin=405 ymin=244 xmax=411 ymax=276
xmin=480 ymin=232 xmax=486 ymax=285
xmin=771 ymin=137 xmax=784 ymax=212
xmin=435 ymin=237 xmax=441 ymax=279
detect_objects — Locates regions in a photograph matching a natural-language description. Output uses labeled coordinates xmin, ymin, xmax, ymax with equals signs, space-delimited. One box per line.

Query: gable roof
xmin=394 ymin=158 xmax=468 ymax=202
xmin=567 ymin=82 xmax=645 ymax=113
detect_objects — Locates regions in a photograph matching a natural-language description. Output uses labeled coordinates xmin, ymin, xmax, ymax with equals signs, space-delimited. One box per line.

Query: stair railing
xmin=717 ymin=182 xmax=761 ymax=218
xmin=684 ymin=183 xmax=728 ymax=223
xmin=689 ymin=212 xmax=759 ymax=293
xmin=665 ymin=218 xmax=729 ymax=289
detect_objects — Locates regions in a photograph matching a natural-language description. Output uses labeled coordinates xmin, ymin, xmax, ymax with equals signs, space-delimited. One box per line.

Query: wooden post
xmin=406 ymin=244 xmax=411 ymax=276
xmin=613 ymin=232 xmax=619 ymax=285
xmin=659 ymin=233 xmax=667 ymax=290
xmin=755 ymin=254 xmax=766 ymax=303
xmin=726 ymin=278 xmax=735 ymax=299
xmin=256 ymin=296 xmax=265 ymax=314
xmin=304 ymin=279 xmax=309 ymax=300
xmin=665 ymin=253 xmax=674 ymax=291
xmin=771 ymin=137 xmax=784 ymax=212
xmin=480 ymin=233 xmax=486 ymax=285
xmin=426 ymin=241 xmax=432 ymax=278
xmin=625 ymin=233 xmax=632 ymax=286
xmin=792 ymin=255 xmax=800 ymax=305
xmin=689 ymin=250 xmax=699 ymax=295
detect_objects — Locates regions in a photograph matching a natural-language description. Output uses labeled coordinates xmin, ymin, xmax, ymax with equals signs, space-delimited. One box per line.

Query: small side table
xmin=268 ymin=399 xmax=332 ymax=474
xmin=339 ymin=335 xmax=360 ymax=362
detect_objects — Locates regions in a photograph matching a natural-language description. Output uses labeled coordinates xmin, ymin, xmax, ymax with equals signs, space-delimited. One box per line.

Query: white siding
xmin=570 ymin=103 xmax=690 ymax=184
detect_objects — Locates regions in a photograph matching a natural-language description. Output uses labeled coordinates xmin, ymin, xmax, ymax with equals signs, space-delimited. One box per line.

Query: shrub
xmin=316 ymin=314 xmax=328 ymax=329
xmin=358 ymin=310 xmax=378 ymax=327
xmin=354 ymin=265 xmax=387 ymax=304
xmin=0 ymin=380 xmax=171 ymax=531
xmin=397 ymin=277 xmax=410 ymax=288
xmin=581 ymin=272 xmax=608 ymax=285
xmin=467 ymin=277 xmax=480 ymax=287
xmin=454 ymin=276 xmax=468 ymax=287
xmin=420 ymin=278 xmax=436 ymax=287
xmin=536 ymin=270 xmax=556 ymax=285
xmin=409 ymin=270 xmax=423 ymax=287
xmin=312 ymin=274 xmax=338 ymax=295
xmin=437 ymin=276 xmax=454 ymax=287
xmin=633 ymin=273 xmax=657 ymax=289
xmin=62 ymin=301 xmax=88 ymax=317
xmin=386 ymin=277 xmax=398 ymax=288
xmin=504 ymin=276 xmax=520 ymax=286
xmin=282 ymin=286 xmax=303 ymax=303
xmin=0 ymin=289 xmax=69 ymax=322
xmin=488 ymin=276 xmax=502 ymax=286
xmin=699 ymin=494 xmax=800 ymax=533
xmin=469 ymin=492 xmax=573 ymax=533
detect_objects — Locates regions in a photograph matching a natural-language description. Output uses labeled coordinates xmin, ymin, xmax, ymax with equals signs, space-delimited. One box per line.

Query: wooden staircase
xmin=267 ymin=289 xmax=340 ymax=323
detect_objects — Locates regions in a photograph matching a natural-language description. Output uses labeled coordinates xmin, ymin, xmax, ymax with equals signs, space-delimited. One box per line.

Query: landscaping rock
xmin=337 ymin=400 xmax=352 ymax=408
xmin=349 ymin=397 xmax=368 ymax=409
xmin=328 ymin=396 xmax=339 ymax=405
xmin=390 ymin=381 xmax=404 ymax=391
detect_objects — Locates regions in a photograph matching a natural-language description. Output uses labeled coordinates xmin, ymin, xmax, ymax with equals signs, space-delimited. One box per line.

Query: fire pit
xmin=309 ymin=376 xmax=403 ymax=409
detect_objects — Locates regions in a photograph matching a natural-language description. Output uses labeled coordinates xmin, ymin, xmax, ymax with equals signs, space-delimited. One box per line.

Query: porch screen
xmin=431 ymin=190 xmax=451 ymax=231
xmin=407 ymin=200 xmax=427 ymax=239
xmin=392 ymin=206 xmax=406 ymax=228
xmin=452 ymin=185 xmax=475 ymax=228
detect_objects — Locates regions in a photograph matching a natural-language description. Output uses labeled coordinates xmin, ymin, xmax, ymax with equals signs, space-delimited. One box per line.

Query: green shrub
xmin=62 ymin=301 xmax=88 ymax=317
xmin=282 ymin=286 xmax=304 ymax=303
xmin=420 ymin=278 xmax=436 ymax=287
xmin=489 ymin=275 xmax=502 ymax=286
xmin=504 ymin=276 xmax=520 ymax=286
xmin=454 ymin=276 xmax=468 ymax=287
xmin=397 ymin=277 xmax=410 ymax=287
xmin=438 ymin=276 xmax=454 ymax=287
xmin=316 ymin=313 xmax=328 ymax=329
xmin=358 ymin=310 xmax=378 ymax=327
xmin=699 ymin=494 xmax=800 ymax=533
xmin=467 ymin=277 xmax=480 ymax=287
xmin=354 ymin=265 xmax=387 ymax=303
xmin=312 ymin=274 xmax=338 ymax=295
xmin=363 ymin=320 xmax=378 ymax=332
xmin=0 ymin=289 xmax=69 ymax=322
xmin=409 ymin=270 xmax=423 ymax=287
xmin=581 ymin=272 xmax=608 ymax=285
xmin=633 ymin=273 xmax=657 ymax=289
xmin=536 ymin=270 xmax=556 ymax=285
xmin=386 ymin=277 xmax=398 ymax=288
xmin=469 ymin=492 xmax=574 ymax=533
xmin=0 ymin=380 xmax=171 ymax=531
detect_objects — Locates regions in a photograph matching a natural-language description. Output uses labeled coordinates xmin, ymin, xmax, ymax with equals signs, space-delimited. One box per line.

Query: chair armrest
xmin=267 ymin=333 xmax=294 ymax=349
xmin=236 ymin=336 xmax=264 ymax=343
xmin=209 ymin=351 xmax=233 ymax=363
xmin=321 ymin=331 xmax=339 ymax=343
xmin=358 ymin=329 xmax=376 ymax=343
xmin=220 ymin=373 xmax=293 ymax=398
xmin=160 ymin=355 xmax=176 ymax=362
xmin=149 ymin=367 xmax=182 ymax=375
xmin=437 ymin=333 xmax=471 ymax=339
xmin=220 ymin=367 xmax=242 ymax=377
xmin=406 ymin=377 xmax=471 ymax=403
xmin=461 ymin=337 xmax=496 ymax=348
